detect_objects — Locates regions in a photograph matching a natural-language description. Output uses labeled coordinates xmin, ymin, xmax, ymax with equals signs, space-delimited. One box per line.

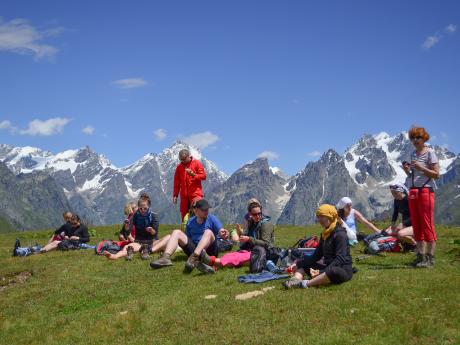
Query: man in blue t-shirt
xmin=150 ymin=199 xmax=227 ymax=274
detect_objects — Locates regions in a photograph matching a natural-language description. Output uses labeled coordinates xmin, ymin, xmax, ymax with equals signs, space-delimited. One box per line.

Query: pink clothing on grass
xmin=219 ymin=250 xmax=251 ymax=267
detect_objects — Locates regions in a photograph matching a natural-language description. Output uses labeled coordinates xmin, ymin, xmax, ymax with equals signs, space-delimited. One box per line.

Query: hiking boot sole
xmin=196 ymin=262 xmax=215 ymax=274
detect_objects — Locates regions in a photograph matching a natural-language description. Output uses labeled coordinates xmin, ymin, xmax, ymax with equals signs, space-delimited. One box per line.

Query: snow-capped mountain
xmin=280 ymin=131 xmax=458 ymax=225
xmin=1 ymin=130 xmax=459 ymax=230
xmin=0 ymin=142 xmax=228 ymax=226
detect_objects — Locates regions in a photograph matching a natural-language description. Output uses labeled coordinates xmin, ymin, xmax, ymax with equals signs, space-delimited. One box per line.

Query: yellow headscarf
xmin=316 ymin=204 xmax=340 ymax=240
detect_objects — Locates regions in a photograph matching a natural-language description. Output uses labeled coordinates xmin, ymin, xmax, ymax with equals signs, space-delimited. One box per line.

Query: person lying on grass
xmin=40 ymin=214 xmax=90 ymax=253
xmin=283 ymin=204 xmax=353 ymax=289
xmin=46 ymin=211 xmax=73 ymax=245
xmin=104 ymin=193 xmax=170 ymax=260
xmin=150 ymin=198 xmax=227 ymax=274
xmin=386 ymin=182 xmax=416 ymax=250
xmin=205 ymin=200 xmax=275 ymax=270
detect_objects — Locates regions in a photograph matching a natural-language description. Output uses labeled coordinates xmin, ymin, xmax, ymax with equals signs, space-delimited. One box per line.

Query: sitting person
xmin=41 ymin=214 xmax=90 ymax=252
xmin=336 ymin=197 xmax=381 ymax=243
xmin=284 ymin=204 xmax=353 ymax=289
xmin=207 ymin=200 xmax=275 ymax=269
xmin=387 ymin=183 xmax=416 ymax=249
xmin=150 ymin=199 xmax=227 ymax=274
xmin=119 ymin=202 xmax=137 ymax=242
xmin=104 ymin=193 xmax=170 ymax=260
xmin=47 ymin=211 xmax=73 ymax=244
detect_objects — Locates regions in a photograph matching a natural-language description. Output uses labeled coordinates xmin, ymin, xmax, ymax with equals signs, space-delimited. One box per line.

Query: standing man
xmin=173 ymin=149 xmax=207 ymax=221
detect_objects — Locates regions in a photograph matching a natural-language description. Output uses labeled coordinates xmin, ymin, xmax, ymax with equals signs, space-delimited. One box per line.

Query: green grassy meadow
xmin=1 ymin=224 xmax=459 ymax=345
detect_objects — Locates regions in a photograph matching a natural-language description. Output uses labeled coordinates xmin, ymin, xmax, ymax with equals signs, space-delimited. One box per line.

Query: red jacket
xmin=173 ymin=157 xmax=206 ymax=200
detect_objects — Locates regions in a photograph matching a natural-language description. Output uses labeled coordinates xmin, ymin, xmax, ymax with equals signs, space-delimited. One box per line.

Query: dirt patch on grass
xmin=0 ymin=271 xmax=32 ymax=291
xmin=235 ymin=286 xmax=275 ymax=300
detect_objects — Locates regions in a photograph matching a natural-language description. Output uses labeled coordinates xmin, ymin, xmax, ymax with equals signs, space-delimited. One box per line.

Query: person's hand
xmin=235 ymin=224 xmax=242 ymax=236
xmin=402 ymin=163 xmax=411 ymax=174
xmin=185 ymin=168 xmax=195 ymax=177
xmin=173 ymin=196 xmax=177 ymax=204
xmin=70 ymin=236 xmax=79 ymax=241
xmin=64 ymin=236 xmax=69 ymax=240
xmin=124 ymin=219 xmax=130 ymax=224
xmin=219 ymin=229 xmax=229 ymax=239
xmin=310 ymin=268 xmax=320 ymax=278
xmin=239 ymin=235 xmax=250 ymax=243
xmin=146 ymin=227 xmax=155 ymax=235
xmin=411 ymin=160 xmax=424 ymax=172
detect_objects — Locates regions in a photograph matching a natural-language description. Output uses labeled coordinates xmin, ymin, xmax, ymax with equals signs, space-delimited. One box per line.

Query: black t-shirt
xmin=69 ymin=224 xmax=90 ymax=243
xmin=392 ymin=197 xmax=411 ymax=227
xmin=54 ymin=222 xmax=73 ymax=237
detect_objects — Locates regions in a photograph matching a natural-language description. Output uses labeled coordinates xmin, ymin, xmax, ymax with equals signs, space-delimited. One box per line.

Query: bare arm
xmin=354 ymin=210 xmax=380 ymax=233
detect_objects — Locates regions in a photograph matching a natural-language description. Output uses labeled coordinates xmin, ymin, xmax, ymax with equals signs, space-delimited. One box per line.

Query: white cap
xmin=336 ymin=197 xmax=352 ymax=210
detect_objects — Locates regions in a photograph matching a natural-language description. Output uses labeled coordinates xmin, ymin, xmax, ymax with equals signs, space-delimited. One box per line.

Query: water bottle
xmin=266 ymin=260 xmax=277 ymax=272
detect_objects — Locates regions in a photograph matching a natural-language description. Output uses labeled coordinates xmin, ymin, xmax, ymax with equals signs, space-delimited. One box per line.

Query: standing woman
xmin=405 ymin=126 xmax=440 ymax=268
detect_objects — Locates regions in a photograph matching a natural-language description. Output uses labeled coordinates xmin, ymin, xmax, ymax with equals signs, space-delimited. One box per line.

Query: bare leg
xmin=307 ymin=273 xmax=331 ymax=287
xmin=150 ymin=235 xmax=171 ymax=253
xmin=41 ymin=240 xmax=61 ymax=253
xmin=416 ymin=241 xmax=426 ymax=254
xmin=164 ymin=230 xmax=188 ymax=256
xmin=427 ymin=241 xmax=436 ymax=256
xmin=104 ymin=243 xmax=141 ymax=260
xmin=193 ymin=230 xmax=215 ymax=256
xmin=396 ymin=226 xmax=416 ymax=246
xmin=47 ymin=236 xmax=56 ymax=245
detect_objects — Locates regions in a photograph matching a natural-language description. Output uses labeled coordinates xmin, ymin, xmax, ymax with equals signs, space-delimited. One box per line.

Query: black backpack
xmin=249 ymin=245 xmax=267 ymax=273
xmin=57 ymin=240 xmax=81 ymax=251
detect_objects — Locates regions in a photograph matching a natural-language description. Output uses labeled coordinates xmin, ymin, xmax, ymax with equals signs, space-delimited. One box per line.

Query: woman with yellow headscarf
xmin=283 ymin=204 xmax=354 ymax=289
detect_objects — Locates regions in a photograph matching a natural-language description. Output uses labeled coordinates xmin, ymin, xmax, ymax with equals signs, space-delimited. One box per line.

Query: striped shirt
xmin=408 ymin=148 xmax=439 ymax=188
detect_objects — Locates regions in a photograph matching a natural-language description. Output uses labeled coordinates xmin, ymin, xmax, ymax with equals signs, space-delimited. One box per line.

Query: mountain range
xmin=0 ymin=131 xmax=458 ymax=231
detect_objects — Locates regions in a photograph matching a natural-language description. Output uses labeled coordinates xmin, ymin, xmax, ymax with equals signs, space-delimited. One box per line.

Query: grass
xmin=0 ymin=224 xmax=459 ymax=345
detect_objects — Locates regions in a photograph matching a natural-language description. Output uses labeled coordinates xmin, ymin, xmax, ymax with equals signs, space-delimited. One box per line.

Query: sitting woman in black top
xmin=284 ymin=204 xmax=353 ymax=289
xmin=387 ymin=183 xmax=415 ymax=248
xmin=41 ymin=214 xmax=90 ymax=252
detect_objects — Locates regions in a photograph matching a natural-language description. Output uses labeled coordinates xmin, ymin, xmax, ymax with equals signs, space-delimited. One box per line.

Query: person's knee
xmin=203 ymin=229 xmax=215 ymax=240
xmin=326 ymin=267 xmax=351 ymax=284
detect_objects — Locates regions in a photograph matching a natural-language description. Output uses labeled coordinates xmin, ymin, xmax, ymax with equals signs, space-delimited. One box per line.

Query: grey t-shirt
xmin=408 ymin=148 xmax=439 ymax=188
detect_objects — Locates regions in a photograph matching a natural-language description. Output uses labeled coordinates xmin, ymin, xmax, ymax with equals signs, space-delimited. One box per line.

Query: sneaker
xmin=415 ymin=254 xmax=430 ymax=268
xmin=196 ymin=262 xmax=216 ymax=274
xmin=411 ymin=253 xmax=424 ymax=267
xmin=184 ymin=253 xmax=199 ymax=273
xmin=426 ymin=254 xmax=435 ymax=267
xmin=150 ymin=255 xmax=173 ymax=269
xmin=126 ymin=246 xmax=134 ymax=261
xmin=140 ymin=245 xmax=150 ymax=260
xmin=12 ymin=238 xmax=20 ymax=257
xmin=283 ymin=278 xmax=304 ymax=289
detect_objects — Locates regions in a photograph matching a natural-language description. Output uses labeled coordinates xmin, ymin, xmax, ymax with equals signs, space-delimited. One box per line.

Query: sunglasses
xmin=410 ymin=136 xmax=423 ymax=141
xmin=139 ymin=207 xmax=148 ymax=211
xmin=250 ymin=212 xmax=262 ymax=217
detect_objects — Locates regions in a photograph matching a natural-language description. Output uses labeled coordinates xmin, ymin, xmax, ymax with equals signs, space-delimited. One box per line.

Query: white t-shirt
xmin=408 ymin=148 xmax=439 ymax=188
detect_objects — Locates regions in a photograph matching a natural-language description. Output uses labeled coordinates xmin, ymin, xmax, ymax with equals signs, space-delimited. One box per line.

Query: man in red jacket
xmin=173 ymin=149 xmax=207 ymax=220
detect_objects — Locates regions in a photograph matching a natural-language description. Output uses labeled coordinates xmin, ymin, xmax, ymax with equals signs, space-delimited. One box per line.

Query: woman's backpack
xmin=95 ymin=240 xmax=122 ymax=255
xmin=249 ymin=245 xmax=267 ymax=273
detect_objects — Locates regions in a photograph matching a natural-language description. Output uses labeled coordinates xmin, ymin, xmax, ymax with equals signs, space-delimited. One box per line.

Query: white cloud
xmin=0 ymin=18 xmax=62 ymax=59
xmin=20 ymin=117 xmax=71 ymax=136
xmin=112 ymin=78 xmax=147 ymax=89
xmin=153 ymin=128 xmax=167 ymax=141
xmin=422 ymin=34 xmax=441 ymax=50
xmin=422 ymin=24 xmax=457 ymax=50
xmin=257 ymin=151 xmax=280 ymax=160
xmin=82 ymin=125 xmax=95 ymax=135
xmin=0 ymin=120 xmax=17 ymax=133
xmin=307 ymin=150 xmax=322 ymax=157
xmin=445 ymin=24 xmax=457 ymax=34
xmin=181 ymin=131 xmax=219 ymax=149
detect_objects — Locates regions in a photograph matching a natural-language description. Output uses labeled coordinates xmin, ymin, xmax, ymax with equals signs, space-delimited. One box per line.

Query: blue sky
xmin=0 ymin=0 xmax=459 ymax=175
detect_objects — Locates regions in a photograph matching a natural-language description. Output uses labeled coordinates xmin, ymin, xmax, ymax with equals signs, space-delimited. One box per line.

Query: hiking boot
xmin=411 ymin=253 xmax=424 ymax=267
xmin=415 ymin=255 xmax=430 ymax=268
xmin=184 ymin=253 xmax=199 ymax=273
xmin=12 ymin=238 xmax=20 ymax=257
xmin=140 ymin=245 xmax=150 ymax=260
xmin=150 ymin=255 xmax=173 ymax=269
xmin=283 ymin=278 xmax=304 ymax=289
xmin=196 ymin=262 xmax=216 ymax=274
xmin=125 ymin=246 xmax=134 ymax=261
xmin=200 ymin=251 xmax=212 ymax=265
xmin=426 ymin=254 xmax=435 ymax=267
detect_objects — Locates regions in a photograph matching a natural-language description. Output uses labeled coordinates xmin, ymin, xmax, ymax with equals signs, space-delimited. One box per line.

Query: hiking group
xmin=13 ymin=126 xmax=440 ymax=289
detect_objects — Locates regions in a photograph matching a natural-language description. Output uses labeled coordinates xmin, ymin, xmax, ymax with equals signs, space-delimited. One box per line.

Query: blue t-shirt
xmin=186 ymin=214 xmax=223 ymax=243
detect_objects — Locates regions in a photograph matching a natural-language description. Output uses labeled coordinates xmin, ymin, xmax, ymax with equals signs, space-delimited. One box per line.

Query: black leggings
xmin=297 ymin=257 xmax=353 ymax=285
